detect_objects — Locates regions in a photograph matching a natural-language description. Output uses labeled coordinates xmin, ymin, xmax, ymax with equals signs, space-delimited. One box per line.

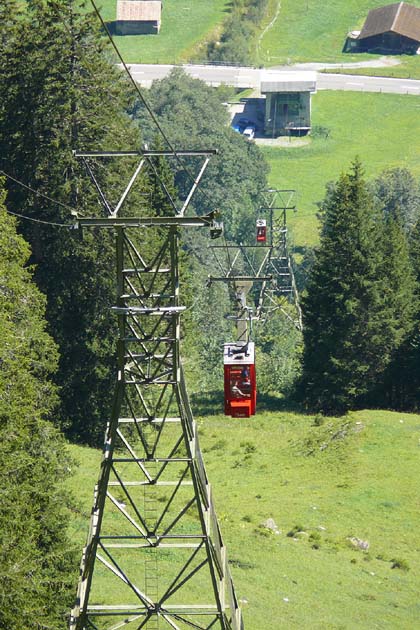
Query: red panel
xmin=230 ymin=400 xmax=252 ymax=418
xmin=250 ymin=363 xmax=257 ymax=415
xmin=256 ymin=226 xmax=266 ymax=242
xmin=224 ymin=363 xmax=257 ymax=417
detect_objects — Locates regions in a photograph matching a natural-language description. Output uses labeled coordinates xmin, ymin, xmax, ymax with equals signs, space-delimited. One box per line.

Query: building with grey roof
xmin=260 ymin=71 xmax=317 ymax=136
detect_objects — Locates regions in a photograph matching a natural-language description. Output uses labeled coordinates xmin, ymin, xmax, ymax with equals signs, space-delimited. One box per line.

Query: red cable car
xmin=224 ymin=342 xmax=257 ymax=418
xmin=256 ymin=218 xmax=267 ymax=243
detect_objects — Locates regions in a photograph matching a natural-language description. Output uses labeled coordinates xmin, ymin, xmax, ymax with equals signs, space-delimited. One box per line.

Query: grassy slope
xmin=258 ymin=0 xmax=420 ymax=74
xmin=93 ymin=0 xmax=230 ymax=63
xmin=67 ymin=408 xmax=420 ymax=629
xmin=263 ymin=90 xmax=420 ymax=246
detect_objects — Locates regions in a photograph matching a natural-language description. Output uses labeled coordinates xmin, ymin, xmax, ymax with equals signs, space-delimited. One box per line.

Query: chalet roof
xmin=117 ymin=1 xmax=162 ymax=22
xmin=260 ymin=71 xmax=317 ymax=94
xmin=358 ymin=2 xmax=420 ymax=41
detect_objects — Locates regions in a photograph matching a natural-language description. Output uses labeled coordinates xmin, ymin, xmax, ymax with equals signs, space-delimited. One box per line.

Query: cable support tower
xmin=207 ymin=189 xmax=302 ymax=342
xmin=69 ymin=149 xmax=243 ymax=630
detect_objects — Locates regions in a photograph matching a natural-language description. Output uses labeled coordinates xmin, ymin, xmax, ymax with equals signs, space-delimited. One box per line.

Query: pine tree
xmin=385 ymin=219 xmax=420 ymax=409
xmin=406 ymin=219 xmax=420 ymax=407
xmin=300 ymin=160 xmax=411 ymax=414
xmin=369 ymin=211 xmax=416 ymax=408
xmin=0 ymin=182 xmax=76 ymax=629
xmin=0 ymin=0 xmax=143 ymax=444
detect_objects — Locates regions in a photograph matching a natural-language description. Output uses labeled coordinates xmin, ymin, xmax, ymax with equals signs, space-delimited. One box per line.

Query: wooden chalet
xmin=346 ymin=3 xmax=420 ymax=53
xmin=115 ymin=0 xmax=162 ymax=35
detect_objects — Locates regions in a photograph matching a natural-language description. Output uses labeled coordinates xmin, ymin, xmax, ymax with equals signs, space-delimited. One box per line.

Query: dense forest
xmin=1 ymin=0 xmax=420 ymax=627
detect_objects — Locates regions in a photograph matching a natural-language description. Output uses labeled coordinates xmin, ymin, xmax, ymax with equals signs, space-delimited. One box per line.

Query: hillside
xmin=263 ymin=90 xmax=420 ymax=246
xmin=258 ymin=0 xmax=420 ymax=70
xmin=3 ymin=2 xmax=420 ymax=628
xmin=92 ymin=0 xmax=230 ymax=63
xmin=67 ymin=408 xmax=420 ymax=629
xmin=92 ymin=0 xmax=420 ymax=77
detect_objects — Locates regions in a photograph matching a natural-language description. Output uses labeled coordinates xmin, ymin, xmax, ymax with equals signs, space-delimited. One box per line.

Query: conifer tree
xmin=406 ymin=219 xmax=420 ymax=407
xmin=0 ymin=0 xmax=142 ymax=444
xmin=385 ymin=219 xmax=420 ymax=409
xmin=370 ymin=211 xmax=416 ymax=407
xmin=300 ymin=160 xmax=411 ymax=414
xmin=0 ymin=182 xmax=76 ymax=629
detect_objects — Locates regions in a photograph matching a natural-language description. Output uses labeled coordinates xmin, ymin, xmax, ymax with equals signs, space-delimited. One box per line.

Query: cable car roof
xmin=223 ymin=342 xmax=255 ymax=365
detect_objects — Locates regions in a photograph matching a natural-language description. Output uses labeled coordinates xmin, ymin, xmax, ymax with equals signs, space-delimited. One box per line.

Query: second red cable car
xmin=224 ymin=342 xmax=256 ymax=418
xmin=256 ymin=218 xmax=267 ymax=243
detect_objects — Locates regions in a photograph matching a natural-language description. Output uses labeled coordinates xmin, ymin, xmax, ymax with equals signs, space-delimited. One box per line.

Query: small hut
xmin=346 ymin=3 xmax=420 ymax=53
xmin=260 ymin=71 xmax=317 ymax=137
xmin=115 ymin=1 xmax=162 ymax=35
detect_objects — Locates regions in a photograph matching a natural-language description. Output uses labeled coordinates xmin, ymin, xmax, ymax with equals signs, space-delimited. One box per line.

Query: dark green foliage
xmin=383 ymin=219 xmax=420 ymax=410
xmin=132 ymin=69 xmax=270 ymax=396
xmin=0 ymin=183 xmax=76 ymax=629
xmin=300 ymin=160 xmax=416 ymax=414
xmin=0 ymin=0 xmax=143 ymax=444
xmin=368 ymin=212 xmax=416 ymax=408
xmin=254 ymin=311 xmax=302 ymax=396
xmin=135 ymin=68 xmax=269 ymax=242
xmin=206 ymin=0 xmax=269 ymax=65
xmin=181 ymin=241 xmax=234 ymax=392
xmin=372 ymin=168 xmax=420 ymax=232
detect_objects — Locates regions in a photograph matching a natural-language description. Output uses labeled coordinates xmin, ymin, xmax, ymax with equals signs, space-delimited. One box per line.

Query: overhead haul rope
xmin=88 ymin=0 xmax=223 ymax=215
xmin=0 ymin=169 xmax=76 ymax=228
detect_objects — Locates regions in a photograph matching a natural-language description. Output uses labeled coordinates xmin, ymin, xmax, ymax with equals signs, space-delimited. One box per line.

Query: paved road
xmin=126 ymin=63 xmax=420 ymax=95
xmin=126 ymin=63 xmax=261 ymax=89
xmin=317 ymin=72 xmax=420 ymax=95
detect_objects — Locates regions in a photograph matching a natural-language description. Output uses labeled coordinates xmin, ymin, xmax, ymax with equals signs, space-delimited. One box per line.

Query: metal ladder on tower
xmin=143 ymin=438 xmax=159 ymax=630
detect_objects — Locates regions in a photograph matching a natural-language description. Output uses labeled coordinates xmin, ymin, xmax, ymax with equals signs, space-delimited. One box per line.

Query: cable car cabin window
xmin=229 ymin=367 xmax=251 ymax=399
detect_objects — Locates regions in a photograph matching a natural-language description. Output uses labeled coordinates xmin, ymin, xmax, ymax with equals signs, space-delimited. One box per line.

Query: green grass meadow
xmin=258 ymin=0 xmax=420 ymax=70
xmin=87 ymin=0 xmax=420 ymax=78
xmin=67 ymin=408 xmax=420 ymax=629
xmin=92 ymin=0 xmax=230 ymax=63
xmin=263 ymin=90 xmax=420 ymax=246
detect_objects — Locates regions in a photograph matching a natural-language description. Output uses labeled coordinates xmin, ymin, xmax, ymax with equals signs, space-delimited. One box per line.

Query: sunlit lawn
xmin=258 ymin=0 xmax=420 ymax=70
xmin=89 ymin=0 xmax=230 ymax=63
xmin=67 ymin=408 xmax=420 ymax=629
xmin=263 ymin=90 xmax=420 ymax=246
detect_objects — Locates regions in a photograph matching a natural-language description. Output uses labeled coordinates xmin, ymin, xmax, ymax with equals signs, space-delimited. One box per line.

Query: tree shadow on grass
xmin=190 ymin=390 xmax=308 ymax=417
xmin=190 ymin=390 xmax=224 ymax=416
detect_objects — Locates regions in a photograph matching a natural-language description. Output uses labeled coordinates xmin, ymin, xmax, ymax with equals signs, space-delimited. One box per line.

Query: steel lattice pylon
xmin=69 ymin=151 xmax=243 ymax=630
xmin=207 ymin=189 xmax=302 ymax=341
xmin=257 ymin=189 xmax=302 ymax=331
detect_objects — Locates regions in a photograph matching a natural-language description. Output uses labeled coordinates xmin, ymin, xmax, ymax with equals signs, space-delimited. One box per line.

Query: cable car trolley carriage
xmin=224 ymin=341 xmax=256 ymax=418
